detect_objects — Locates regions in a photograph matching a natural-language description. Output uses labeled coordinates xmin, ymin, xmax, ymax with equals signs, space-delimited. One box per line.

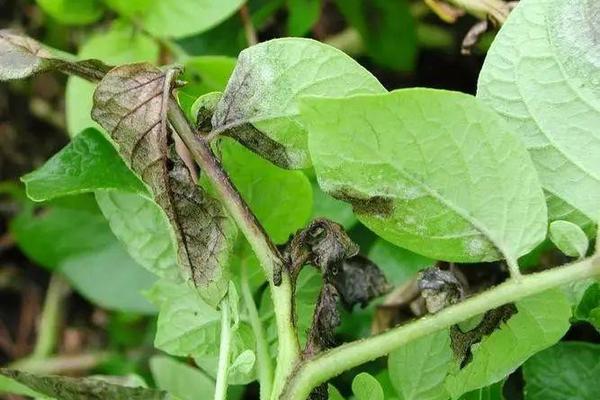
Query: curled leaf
xmin=92 ymin=63 xmax=236 ymax=306
xmin=334 ymin=255 xmax=390 ymax=309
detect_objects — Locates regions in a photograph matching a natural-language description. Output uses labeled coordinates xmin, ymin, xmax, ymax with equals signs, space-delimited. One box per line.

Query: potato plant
xmin=0 ymin=0 xmax=599 ymax=399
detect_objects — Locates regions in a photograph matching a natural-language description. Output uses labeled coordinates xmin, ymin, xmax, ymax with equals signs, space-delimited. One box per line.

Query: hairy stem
xmin=167 ymin=100 xmax=300 ymax=398
xmin=31 ymin=274 xmax=70 ymax=359
xmin=282 ymin=255 xmax=600 ymax=400
xmin=241 ymin=264 xmax=273 ymax=400
xmin=215 ymin=296 xmax=232 ymax=400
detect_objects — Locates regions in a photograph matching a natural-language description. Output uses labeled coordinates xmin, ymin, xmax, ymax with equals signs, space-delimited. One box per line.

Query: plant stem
xmin=31 ymin=274 xmax=70 ymax=359
xmin=446 ymin=0 xmax=511 ymax=22
xmin=215 ymin=296 xmax=232 ymax=400
xmin=167 ymin=100 xmax=300 ymax=398
xmin=240 ymin=3 xmax=258 ymax=46
xmin=241 ymin=264 xmax=273 ymax=400
xmin=282 ymin=255 xmax=600 ymax=400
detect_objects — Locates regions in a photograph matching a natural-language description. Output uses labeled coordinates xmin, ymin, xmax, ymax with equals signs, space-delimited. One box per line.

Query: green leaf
xmin=477 ymin=0 xmax=600 ymax=226
xmin=445 ymin=289 xmax=571 ymax=398
xmin=302 ymin=89 xmax=548 ymax=265
xmin=574 ymin=282 xmax=600 ymax=331
xmin=388 ymin=330 xmax=452 ymax=400
xmin=96 ymin=191 xmax=181 ymax=282
xmin=212 ymin=38 xmax=385 ymax=169
xmin=459 ymin=381 xmax=504 ymax=400
xmin=0 ymin=375 xmax=47 ymax=398
xmin=36 ymin=0 xmax=103 ymax=25
xmin=368 ymin=238 xmax=433 ymax=285
xmin=66 ymin=22 xmax=159 ymax=136
xmin=218 ymin=137 xmax=313 ymax=243
xmin=328 ymin=384 xmax=345 ymax=400
xmin=177 ymin=56 xmax=237 ymax=118
xmin=549 ymin=220 xmax=589 ymax=258
xmin=60 ymin=242 xmax=157 ymax=314
xmin=523 ymin=342 xmax=600 ymax=400
xmin=261 ymin=268 xmax=322 ymax=354
xmin=0 ymin=369 xmax=169 ymax=400
xmin=21 ymin=127 xmax=181 ymax=283
xmin=389 ymin=290 xmax=571 ymax=399
xmin=545 ymin=194 xmax=595 ymax=237
xmin=352 ymin=372 xmax=384 ymax=400
xmin=22 ymin=128 xmax=148 ymax=201
xmin=10 ymin=194 xmax=114 ymax=270
xmin=287 ymin=0 xmax=321 ymax=36
xmin=150 ymin=355 xmax=215 ymax=400
xmin=138 ymin=0 xmax=244 ymax=39
xmin=147 ymin=280 xmax=256 ymax=384
xmin=335 ymin=0 xmax=417 ymax=71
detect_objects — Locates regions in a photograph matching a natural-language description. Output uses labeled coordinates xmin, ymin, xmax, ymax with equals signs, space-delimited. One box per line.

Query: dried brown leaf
xmin=91 ymin=63 xmax=236 ymax=306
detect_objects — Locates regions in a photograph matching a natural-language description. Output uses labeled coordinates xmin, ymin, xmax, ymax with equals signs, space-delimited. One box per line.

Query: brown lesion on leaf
xmin=281 ymin=219 xmax=390 ymax=360
xmin=329 ymin=186 xmax=394 ymax=218
xmin=91 ymin=63 xmax=236 ymax=306
xmin=450 ymin=303 xmax=518 ymax=368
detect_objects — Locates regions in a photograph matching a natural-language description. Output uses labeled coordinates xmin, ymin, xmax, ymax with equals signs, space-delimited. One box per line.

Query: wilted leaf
xmin=92 ymin=63 xmax=236 ymax=306
xmin=301 ymin=89 xmax=548 ymax=266
xmin=0 ymin=30 xmax=110 ymax=82
xmin=0 ymin=369 xmax=169 ymax=400
xmin=212 ymin=38 xmax=385 ymax=169
xmin=549 ymin=220 xmax=589 ymax=258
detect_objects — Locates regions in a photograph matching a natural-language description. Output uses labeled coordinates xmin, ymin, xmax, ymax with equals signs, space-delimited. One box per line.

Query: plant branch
xmin=241 ymin=264 xmax=273 ymax=400
xmin=215 ymin=296 xmax=232 ymax=400
xmin=240 ymin=3 xmax=258 ymax=47
xmin=31 ymin=274 xmax=70 ymax=359
xmin=282 ymin=255 xmax=600 ymax=400
xmin=167 ymin=100 xmax=300 ymax=399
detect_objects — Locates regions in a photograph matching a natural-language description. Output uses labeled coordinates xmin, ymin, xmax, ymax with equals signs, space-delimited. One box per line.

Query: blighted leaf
xmin=305 ymin=283 xmax=340 ymax=356
xmin=92 ymin=63 xmax=236 ymax=306
xmin=212 ymin=38 xmax=385 ymax=169
xmin=0 ymin=30 xmax=52 ymax=80
xmin=66 ymin=23 xmax=160 ymax=136
xmin=389 ymin=289 xmax=571 ymax=399
xmin=445 ymin=289 xmax=571 ymax=398
xmin=352 ymin=373 xmax=384 ymax=400
xmin=549 ymin=220 xmax=589 ymax=258
xmin=523 ymin=342 xmax=600 ymax=400
xmin=477 ymin=0 xmax=600 ymax=226
xmin=0 ymin=369 xmax=169 ymax=400
xmin=302 ymin=89 xmax=548 ymax=265
xmin=0 ymin=30 xmax=109 ymax=82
